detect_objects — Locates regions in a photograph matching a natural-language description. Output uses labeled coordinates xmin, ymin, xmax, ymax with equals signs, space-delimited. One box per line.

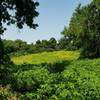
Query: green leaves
xmin=61 ymin=1 xmax=100 ymax=58
xmin=9 ymin=58 xmax=100 ymax=99
xmin=0 ymin=0 xmax=39 ymax=35
xmin=93 ymin=0 xmax=100 ymax=9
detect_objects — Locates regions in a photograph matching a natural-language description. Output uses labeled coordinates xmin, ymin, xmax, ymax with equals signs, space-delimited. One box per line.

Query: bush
xmin=9 ymin=59 xmax=100 ymax=99
xmin=45 ymin=60 xmax=70 ymax=73
xmin=0 ymin=86 xmax=16 ymax=100
xmin=12 ymin=66 xmax=49 ymax=92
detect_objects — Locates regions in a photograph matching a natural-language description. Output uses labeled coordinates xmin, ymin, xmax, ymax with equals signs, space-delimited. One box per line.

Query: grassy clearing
xmin=12 ymin=51 xmax=79 ymax=64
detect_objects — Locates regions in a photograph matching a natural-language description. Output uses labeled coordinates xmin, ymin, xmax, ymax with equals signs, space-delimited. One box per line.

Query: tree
xmin=0 ymin=0 xmax=39 ymax=84
xmin=0 ymin=0 xmax=39 ymax=61
xmin=61 ymin=1 xmax=100 ymax=58
xmin=0 ymin=0 xmax=39 ymax=33
xmin=49 ymin=37 xmax=57 ymax=49
xmin=41 ymin=40 xmax=49 ymax=49
xmin=93 ymin=0 xmax=100 ymax=9
xmin=58 ymin=37 xmax=68 ymax=50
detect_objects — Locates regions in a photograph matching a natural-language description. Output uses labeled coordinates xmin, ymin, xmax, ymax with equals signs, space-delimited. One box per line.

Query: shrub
xmin=12 ymin=67 xmax=49 ymax=92
xmin=0 ymin=86 xmax=16 ymax=100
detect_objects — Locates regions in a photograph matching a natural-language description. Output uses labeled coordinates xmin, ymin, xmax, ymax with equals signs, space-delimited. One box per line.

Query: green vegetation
xmin=1 ymin=51 xmax=100 ymax=99
xmin=61 ymin=2 xmax=100 ymax=58
xmin=2 ymin=37 xmax=77 ymax=57
xmin=0 ymin=0 xmax=100 ymax=99
xmin=12 ymin=51 xmax=79 ymax=64
xmin=3 ymin=38 xmax=58 ymax=56
xmin=0 ymin=0 xmax=39 ymax=89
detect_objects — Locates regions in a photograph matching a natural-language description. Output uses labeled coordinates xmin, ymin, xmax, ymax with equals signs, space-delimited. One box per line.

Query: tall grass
xmin=12 ymin=51 xmax=79 ymax=64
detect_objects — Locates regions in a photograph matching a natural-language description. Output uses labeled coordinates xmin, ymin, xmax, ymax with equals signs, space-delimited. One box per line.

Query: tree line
xmin=3 ymin=0 xmax=100 ymax=58
xmin=1 ymin=0 xmax=100 ymax=59
xmin=3 ymin=36 xmax=75 ymax=56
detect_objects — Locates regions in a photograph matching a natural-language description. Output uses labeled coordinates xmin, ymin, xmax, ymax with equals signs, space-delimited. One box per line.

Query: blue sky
xmin=3 ymin=0 xmax=92 ymax=43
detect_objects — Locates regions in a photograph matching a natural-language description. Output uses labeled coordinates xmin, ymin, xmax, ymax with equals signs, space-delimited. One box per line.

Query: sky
xmin=2 ymin=0 xmax=92 ymax=43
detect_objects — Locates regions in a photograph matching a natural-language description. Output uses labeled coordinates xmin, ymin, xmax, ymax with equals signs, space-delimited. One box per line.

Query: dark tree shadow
xmin=41 ymin=60 xmax=70 ymax=73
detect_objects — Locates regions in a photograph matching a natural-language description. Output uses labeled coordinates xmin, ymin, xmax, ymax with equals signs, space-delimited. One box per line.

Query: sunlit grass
xmin=12 ymin=51 xmax=80 ymax=64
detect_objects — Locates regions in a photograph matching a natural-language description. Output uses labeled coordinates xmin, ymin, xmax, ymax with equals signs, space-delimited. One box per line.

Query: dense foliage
xmin=3 ymin=1 xmax=100 ymax=58
xmin=0 ymin=0 xmax=100 ymax=99
xmin=1 ymin=51 xmax=100 ymax=99
xmin=61 ymin=1 xmax=100 ymax=58
xmin=3 ymin=37 xmax=75 ymax=56
xmin=0 ymin=0 xmax=39 ymax=86
xmin=3 ymin=38 xmax=57 ymax=56
xmin=0 ymin=0 xmax=39 ymax=34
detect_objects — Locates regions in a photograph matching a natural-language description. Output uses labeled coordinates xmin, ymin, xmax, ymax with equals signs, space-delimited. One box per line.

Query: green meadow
xmin=12 ymin=51 xmax=79 ymax=64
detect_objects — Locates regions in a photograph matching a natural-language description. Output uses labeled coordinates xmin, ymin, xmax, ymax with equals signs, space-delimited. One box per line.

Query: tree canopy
xmin=0 ymin=0 xmax=39 ymax=62
xmin=61 ymin=1 xmax=100 ymax=58
xmin=0 ymin=0 xmax=39 ymax=82
xmin=0 ymin=0 xmax=39 ymax=34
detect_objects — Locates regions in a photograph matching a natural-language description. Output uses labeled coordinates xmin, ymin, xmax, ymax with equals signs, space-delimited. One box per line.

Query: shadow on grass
xmin=12 ymin=60 xmax=70 ymax=73
xmin=43 ymin=60 xmax=70 ymax=73
xmin=9 ymin=60 xmax=70 ymax=93
xmin=12 ymin=63 xmax=39 ymax=73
